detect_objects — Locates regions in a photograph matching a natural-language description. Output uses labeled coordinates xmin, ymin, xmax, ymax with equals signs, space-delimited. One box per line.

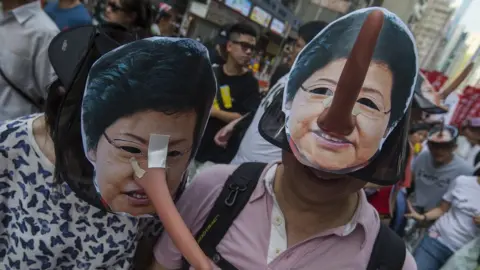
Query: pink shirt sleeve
xmin=153 ymin=164 xmax=238 ymax=269
xmin=402 ymin=249 xmax=417 ymax=270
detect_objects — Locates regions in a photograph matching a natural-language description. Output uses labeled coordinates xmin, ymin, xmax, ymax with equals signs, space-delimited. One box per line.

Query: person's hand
xmin=473 ymin=215 xmax=480 ymax=226
xmin=214 ymin=120 xmax=237 ymax=148
xmin=404 ymin=200 xmax=425 ymax=221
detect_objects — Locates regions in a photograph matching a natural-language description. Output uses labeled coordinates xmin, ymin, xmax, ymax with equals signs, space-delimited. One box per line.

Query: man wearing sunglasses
xmin=194 ymin=23 xmax=261 ymax=171
xmin=411 ymin=125 xmax=473 ymax=214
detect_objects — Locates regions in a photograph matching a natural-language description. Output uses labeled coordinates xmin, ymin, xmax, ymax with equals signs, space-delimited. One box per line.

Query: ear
xmin=226 ymin=41 xmax=233 ymax=53
xmin=87 ymin=149 xmax=97 ymax=162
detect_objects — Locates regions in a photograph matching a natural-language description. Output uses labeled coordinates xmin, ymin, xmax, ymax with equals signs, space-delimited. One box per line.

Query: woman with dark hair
xmin=103 ymin=0 xmax=154 ymax=37
xmin=0 ymin=29 xmax=216 ymax=269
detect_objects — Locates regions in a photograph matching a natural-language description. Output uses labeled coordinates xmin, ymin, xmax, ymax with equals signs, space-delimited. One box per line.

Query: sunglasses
xmin=107 ymin=1 xmax=126 ymax=12
xmin=230 ymin=40 xmax=256 ymax=53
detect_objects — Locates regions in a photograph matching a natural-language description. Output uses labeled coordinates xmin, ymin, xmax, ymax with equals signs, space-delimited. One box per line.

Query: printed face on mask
xmin=288 ymin=58 xmax=393 ymax=171
xmin=86 ymin=111 xmax=195 ymax=216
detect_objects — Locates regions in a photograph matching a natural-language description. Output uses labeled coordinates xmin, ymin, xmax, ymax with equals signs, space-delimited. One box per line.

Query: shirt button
xmin=275 ymin=216 xmax=283 ymax=226
xmin=275 ymin=248 xmax=281 ymax=255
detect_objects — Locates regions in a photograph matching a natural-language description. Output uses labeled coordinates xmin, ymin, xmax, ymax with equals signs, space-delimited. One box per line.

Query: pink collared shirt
xmin=154 ymin=163 xmax=417 ymax=269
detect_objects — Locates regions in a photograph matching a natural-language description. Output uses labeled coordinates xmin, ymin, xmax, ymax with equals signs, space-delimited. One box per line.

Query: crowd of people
xmin=1 ymin=1 xmax=480 ymax=270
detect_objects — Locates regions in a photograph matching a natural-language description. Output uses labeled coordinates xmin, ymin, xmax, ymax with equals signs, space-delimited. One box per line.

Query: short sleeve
xmin=412 ymin=151 xmax=426 ymax=174
xmin=442 ymin=176 xmax=459 ymax=202
xmin=402 ymin=249 xmax=417 ymax=270
xmin=153 ymin=165 xmax=238 ymax=269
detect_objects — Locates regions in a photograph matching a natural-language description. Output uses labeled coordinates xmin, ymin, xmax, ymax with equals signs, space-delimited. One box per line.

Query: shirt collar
xmin=5 ymin=1 xmax=41 ymax=25
xmin=256 ymin=162 xmax=378 ymax=247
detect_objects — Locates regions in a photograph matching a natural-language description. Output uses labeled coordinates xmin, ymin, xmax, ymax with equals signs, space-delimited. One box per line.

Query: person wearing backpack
xmin=151 ymin=8 xmax=418 ymax=270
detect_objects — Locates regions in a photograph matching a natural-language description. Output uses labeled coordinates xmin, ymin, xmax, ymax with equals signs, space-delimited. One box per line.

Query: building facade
xmin=410 ymin=0 xmax=453 ymax=69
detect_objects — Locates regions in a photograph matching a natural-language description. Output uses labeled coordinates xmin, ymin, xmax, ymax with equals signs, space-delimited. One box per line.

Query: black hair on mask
xmin=82 ymin=38 xmax=216 ymax=157
xmin=286 ymin=10 xmax=416 ymax=129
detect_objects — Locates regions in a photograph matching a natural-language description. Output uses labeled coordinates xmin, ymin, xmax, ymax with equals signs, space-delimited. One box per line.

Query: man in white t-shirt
xmin=406 ymin=175 xmax=480 ymax=269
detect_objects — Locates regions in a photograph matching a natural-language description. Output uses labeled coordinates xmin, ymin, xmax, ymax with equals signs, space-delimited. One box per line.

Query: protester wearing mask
xmin=0 ymin=26 xmax=217 ymax=269
xmin=411 ymin=125 xmax=473 ymax=213
xmin=0 ymin=0 xmax=59 ymax=121
xmin=216 ymin=21 xmax=328 ymax=165
xmin=152 ymin=8 xmax=418 ymax=270
xmin=44 ymin=0 xmax=92 ymax=30
xmin=406 ymin=173 xmax=480 ymax=269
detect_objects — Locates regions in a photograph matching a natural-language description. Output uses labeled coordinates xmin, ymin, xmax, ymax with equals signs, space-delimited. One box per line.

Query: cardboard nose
xmin=137 ymin=168 xmax=211 ymax=269
xmin=316 ymin=10 xmax=385 ymax=136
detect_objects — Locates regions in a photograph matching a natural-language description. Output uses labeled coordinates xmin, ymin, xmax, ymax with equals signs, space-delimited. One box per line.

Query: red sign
xmin=420 ymin=69 xmax=449 ymax=92
xmin=449 ymin=86 xmax=480 ymax=127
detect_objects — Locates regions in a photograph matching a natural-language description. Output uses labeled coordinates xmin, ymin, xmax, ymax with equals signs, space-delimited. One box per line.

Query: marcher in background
xmin=456 ymin=117 xmax=480 ymax=168
xmin=411 ymin=125 xmax=473 ymax=213
xmin=216 ymin=21 xmax=328 ymax=165
xmin=44 ymin=0 xmax=92 ymax=30
xmin=205 ymin=23 xmax=232 ymax=66
xmin=0 ymin=0 xmax=59 ymax=121
xmin=193 ymin=23 xmax=261 ymax=173
xmin=151 ymin=2 xmax=176 ymax=37
xmin=269 ymin=21 xmax=328 ymax=87
xmin=103 ymin=0 xmax=153 ymax=38
xmin=406 ymin=174 xmax=480 ymax=270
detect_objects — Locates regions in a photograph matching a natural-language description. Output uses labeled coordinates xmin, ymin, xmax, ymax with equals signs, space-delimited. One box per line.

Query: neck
xmin=2 ymin=0 xmax=27 ymax=12
xmin=32 ymin=115 xmax=56 ymax=164
xmin=274 ymin=165 xmax=359 ymax=242
xmin=433 ymin=154 xmax=454 ymax=168
xmin=223 ymin=58 xmax=245 ymax=76
xmin=58 ymin=0 xmax=80 ymax=9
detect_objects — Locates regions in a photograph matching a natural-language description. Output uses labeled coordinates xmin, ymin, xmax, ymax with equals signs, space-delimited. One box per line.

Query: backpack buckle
xmin=224 ymin=183 xmax=247 ymax=206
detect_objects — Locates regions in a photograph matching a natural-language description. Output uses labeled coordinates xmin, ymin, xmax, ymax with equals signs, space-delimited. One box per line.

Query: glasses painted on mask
xmin=300 ymin=85 xmax=391 ymax=120
xmin=103 ymin=132 xmax=190 ymax=163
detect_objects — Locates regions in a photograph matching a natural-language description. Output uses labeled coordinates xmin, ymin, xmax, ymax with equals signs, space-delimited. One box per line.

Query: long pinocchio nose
xmin=316 ymin=10 xmax=385 ymax=136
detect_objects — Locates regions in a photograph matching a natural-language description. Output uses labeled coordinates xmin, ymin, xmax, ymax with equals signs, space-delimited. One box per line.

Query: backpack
xmin=181 ymin=162 xmax=406 ymax=270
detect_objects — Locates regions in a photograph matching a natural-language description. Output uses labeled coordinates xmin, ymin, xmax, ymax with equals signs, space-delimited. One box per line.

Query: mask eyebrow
xmin=122 ymin=133 xmax=186 ymax=148
xmin=168 ymin=138 xmax=187 ymax=148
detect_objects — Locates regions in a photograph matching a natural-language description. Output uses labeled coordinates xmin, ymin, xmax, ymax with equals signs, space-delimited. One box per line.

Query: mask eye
xmin=120 ymin=146 xmax=142 ymax=154
xmin=310 ymin=87 xmax=333 ymax=96
xmin=167 ymin=150 xmax=183 ymax=158
xmin=357 ymin=98 xmax=380 ymax=111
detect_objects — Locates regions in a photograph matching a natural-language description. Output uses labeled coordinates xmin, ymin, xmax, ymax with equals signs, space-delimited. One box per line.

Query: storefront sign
xmin=270 ymin=18 xmax=285 ymax=36
xmin=311 ymin=0 xmax=351 ymax=14
xmin=225 ymin=0 xmax=252 ymax=16
xmin=250 ymin=6 xmax=272 ymax=28
xmin=206 ymin=1 xmax=260 ymax=33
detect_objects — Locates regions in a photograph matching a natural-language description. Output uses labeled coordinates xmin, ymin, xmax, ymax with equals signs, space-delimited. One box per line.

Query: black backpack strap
xmin=181 ymin=162 xmax=268 ymax=270
xmin=367 ymin=222 xmax=406 ymax=270
xmin=0 ymin=66 xmax=43 ymax=110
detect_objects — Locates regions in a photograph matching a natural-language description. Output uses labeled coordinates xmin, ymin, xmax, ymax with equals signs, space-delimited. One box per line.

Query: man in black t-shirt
xmin=194 ymin=23 xmax=260 ymax=168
